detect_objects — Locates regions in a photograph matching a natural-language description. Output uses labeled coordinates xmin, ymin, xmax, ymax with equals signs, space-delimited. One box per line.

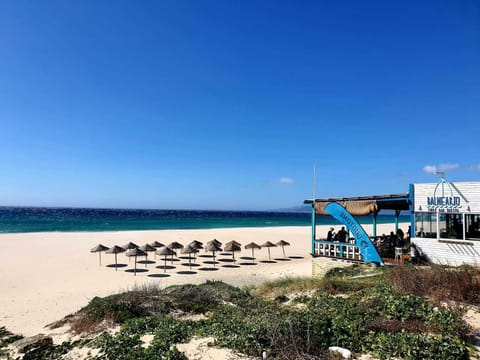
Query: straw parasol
xmin=105 ymin=245 xmax=126 ymax=271
xmin=122 ymin=242 xmax=139 ymax=250
xmin=167 ymin=241 xmax=184 ymax=263
xmin=148 ymin=241 xmax=164 ymax=259
xmin=205 ymin=242 xmax=222 ymax=268
xmin=207 ymin=239 xmax=222 ymax=247
xmin=276 ymin=240 xmax=291 ymax=258
xmin=126 ymin=248 xmax=146 ymax=276
xmin=139 ymin=244 xmax=156 ymax=266
xmin=156 ymin=246 xmax=176 ymax=273
xmin=226 ymin=240 xmax=241 ymax=247
xmin=149 ymin=241 xmax=164 ymax=248
xmin=188 ymin=240 xmax=203 ymax=262
xmin=90 ymin=244 xmax=109 ymax=266
xmin=181 ymin=245 xmax=197 ymax=269
xmin=261 ymin=241 xmax=276 ymax=261
xmin=224 ymin=242 xmax=241 ymax=263
xmin=244 ymin=242 xmax=261 ymax=263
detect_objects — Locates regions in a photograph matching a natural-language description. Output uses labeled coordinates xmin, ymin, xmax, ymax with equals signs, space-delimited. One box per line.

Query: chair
xmin=395 ymin=247 xmax=403 ymax=263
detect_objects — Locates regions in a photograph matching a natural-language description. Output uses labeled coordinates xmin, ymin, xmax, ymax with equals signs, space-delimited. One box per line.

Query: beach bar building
xmin=305 ymin=179 xmax=480 ymax=266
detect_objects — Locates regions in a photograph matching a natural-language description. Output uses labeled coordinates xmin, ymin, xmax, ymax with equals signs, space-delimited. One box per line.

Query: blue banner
xmin=324 ymin=202 xmax=383 ymax=265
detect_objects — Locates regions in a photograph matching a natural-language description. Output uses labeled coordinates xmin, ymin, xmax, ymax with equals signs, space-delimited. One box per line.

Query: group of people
xmin=326 ymin=227 xmax=348 ymax=242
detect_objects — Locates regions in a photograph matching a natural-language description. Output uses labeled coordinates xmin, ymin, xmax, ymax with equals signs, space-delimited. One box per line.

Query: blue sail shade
xmin=324 ymin=202 xmax=383 ymax=265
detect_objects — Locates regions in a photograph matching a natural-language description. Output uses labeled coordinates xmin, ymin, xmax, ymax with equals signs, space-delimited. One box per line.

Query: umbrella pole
xmin=282 ymin=246 xmax=285 ymax=258
xmin=232 ymin=251 xmax=235 ymax=263
xmin=99 ymin=252 xmax=101 ymax=266
xmin=145 ymin=253 xmax=148 ymax=267
xmin=213 ymin=251 xmax=216 ymax=268
xmin=189 ymin=254 xmax=191 ymax=269
xmin=268 ymin=247 xmax=271 ymax=260
xmin=164 ymin=255 xmax=167 ymax=273
xmin=134 ymin=255 xmax=137 ymax=276
xmin=115 ymin=253 xmax=118 ymax=271
xmin=252 ymin=248 xmax=255 ymax=264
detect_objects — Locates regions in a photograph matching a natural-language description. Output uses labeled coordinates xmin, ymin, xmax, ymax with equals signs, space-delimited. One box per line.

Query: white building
xmin=411 ymin=180 xmax=480 ymax=266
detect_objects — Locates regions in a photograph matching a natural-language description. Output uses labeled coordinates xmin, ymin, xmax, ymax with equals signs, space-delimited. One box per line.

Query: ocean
xmin=0 ymin=207 xmax=410 ymax=233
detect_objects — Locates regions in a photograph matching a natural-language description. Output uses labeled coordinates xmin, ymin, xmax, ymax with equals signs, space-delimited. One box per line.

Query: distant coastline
xmin=0 ymin=206 xmax=409 ymax=234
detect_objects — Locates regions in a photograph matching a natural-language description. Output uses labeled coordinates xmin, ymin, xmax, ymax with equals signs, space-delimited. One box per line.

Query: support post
xmin=373 ymin=211 xmax=378 ymax=238
xmin=311 ymin=204 xmax=316 ymax=255
xmin=394 ymin=209 xmax=401 ymax=233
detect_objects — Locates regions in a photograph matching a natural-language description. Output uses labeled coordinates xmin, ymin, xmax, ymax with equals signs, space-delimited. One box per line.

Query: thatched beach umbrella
xmin=122 ymin=242 xmax=139 ymax=250
xmin=276 ymin=240 xmax=291 ymax=258
xmin=149 ymin=241 xmax=164 ymax=248
xmin=226 ymin=240 xmax=241 ymax=247
xmin=188 ymin=240 xmax=203 ymax=262
xmin=148 ymin=241 xmax=164 ymax=259
xmin=105 ymin=245 xmax=126 ymax=271
xmin=139 ymin=244 xmax=156 ymax=266
xmin=90 ymin=244 xmax=109 ymax=266
xmin=181 ymin=245 xmax=197 ymax=269
xmin=244 ymin=242 xmax=261 ymax=263
xmin=167 ymin=241 xmax=184 ymax=263
xmin=156 ymin=246 xmax=176 ymax=273
xmin=224 ymin=242 xmax=241 ymax=263
xmin=207 ymin=239 xmax=222 ymax=247
xmin=122 ymin=242 xmax=139 ymax=263
xmin=261 ymin=241 xmax=276 ymax=261
xmin=126 ymin=248 xmax=146 ymax=276
xmin=205 ymin=242 xmax=222 ymax=268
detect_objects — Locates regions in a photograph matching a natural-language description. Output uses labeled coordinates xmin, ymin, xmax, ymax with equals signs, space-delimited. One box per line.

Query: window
xmin=466 ymin=214 xmax=480 ymax=240
xmin=439 ymin=213 xmax=463 ymax=240
xmin=414 ymin=212 xmax=437 ymax=238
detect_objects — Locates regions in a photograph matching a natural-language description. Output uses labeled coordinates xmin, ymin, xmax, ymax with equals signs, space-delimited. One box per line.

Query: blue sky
xmin=0 ymin=0 xmax=479 ymax=210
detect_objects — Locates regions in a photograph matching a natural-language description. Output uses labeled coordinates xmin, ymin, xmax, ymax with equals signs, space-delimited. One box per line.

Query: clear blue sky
xmin=1 ymin=1 xmax=479 ymax=210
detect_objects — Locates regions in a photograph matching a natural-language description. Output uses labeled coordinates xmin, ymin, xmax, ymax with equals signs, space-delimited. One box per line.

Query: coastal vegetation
xmin=3 ymin=264 xmax=480 ymax=359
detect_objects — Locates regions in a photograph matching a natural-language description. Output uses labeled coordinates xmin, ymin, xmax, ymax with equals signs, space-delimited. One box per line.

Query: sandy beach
xmin=0 ymin=223 xmax=406 ymax=337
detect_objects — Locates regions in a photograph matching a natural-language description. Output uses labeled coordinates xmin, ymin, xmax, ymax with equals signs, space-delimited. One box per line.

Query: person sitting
xmin=327 ymin=227 xmax=335 ymax=241
xmin=337 ymin=227 xmax=347 ymax=242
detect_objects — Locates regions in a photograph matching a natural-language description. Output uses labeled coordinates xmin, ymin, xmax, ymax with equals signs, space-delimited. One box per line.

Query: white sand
xmin=0 ymin=223 xmax=406 ymax=337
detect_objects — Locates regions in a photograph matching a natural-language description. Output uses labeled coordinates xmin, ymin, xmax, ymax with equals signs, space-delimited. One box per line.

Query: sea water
xmin=0 ymin=207 xmax=409 ymax=233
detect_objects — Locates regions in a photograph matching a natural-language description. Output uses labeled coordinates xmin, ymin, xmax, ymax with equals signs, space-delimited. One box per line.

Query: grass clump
xmin=71 ymin=280 xmax=250 ymax=333
xmin=387 ymin=264 xmax=480 ymax=304
xmin=0 ymin=327 xmax=23 ymax=359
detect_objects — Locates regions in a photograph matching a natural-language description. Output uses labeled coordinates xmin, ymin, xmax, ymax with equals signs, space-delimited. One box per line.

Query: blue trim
xmin=409 ymin=184 xmax=415 ymax=238
xmin=324 ymin=202 xmax=383 ymax=264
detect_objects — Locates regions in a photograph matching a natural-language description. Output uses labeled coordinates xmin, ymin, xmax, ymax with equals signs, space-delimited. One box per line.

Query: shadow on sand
xmin=274 ymin=258 xmax=291 ymax=261
xmin=155 ymin=265 xmax=176 ymax=270
xmin=148 ymin=273 xmax=170 ymax=278
xmin=222 ymin=264 xmax=240 ymax=269
xmin=259 ymin=260 xmax=277 ymax=264
xmin=106 ymin=264 xmax=127 ymax=268
xmin=198 ymin=267 xmax=219 ymax=271
xmin=289 ymin=256 xmax=304 ymax=259
xmin=125 ymin=268 xmax=149 ymax=274
xmin=239 ymin=262 xmax=257 ymax=266
xmin=177 ymin=270 xmax=197 ymax=275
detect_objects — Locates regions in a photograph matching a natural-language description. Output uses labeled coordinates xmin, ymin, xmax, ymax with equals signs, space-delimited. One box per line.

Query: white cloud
xmin=422 ymin=165 xmax=437 ymax=174
xmin=469 ymin=164 xmax=480 ymax=171
xmin=422 ymin=163 xmax=459 ymax=174
xmin=279 ymin=177 xmax=295 ymax=184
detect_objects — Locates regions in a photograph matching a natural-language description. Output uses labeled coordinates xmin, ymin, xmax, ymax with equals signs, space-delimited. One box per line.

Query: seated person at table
xmin=336 ymin=227 xmax=347 ymax=242
xmin=327 ymin=227 xmax=335 ymax=241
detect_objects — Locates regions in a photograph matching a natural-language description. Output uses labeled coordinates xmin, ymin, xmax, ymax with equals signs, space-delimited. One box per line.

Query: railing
xmin=313 ymin=239 xmax=362 ymax=261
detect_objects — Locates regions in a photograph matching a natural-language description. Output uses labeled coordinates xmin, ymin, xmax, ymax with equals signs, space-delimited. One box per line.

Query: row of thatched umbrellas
xmin=91 ymin=239 xmax=291 ymax=276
